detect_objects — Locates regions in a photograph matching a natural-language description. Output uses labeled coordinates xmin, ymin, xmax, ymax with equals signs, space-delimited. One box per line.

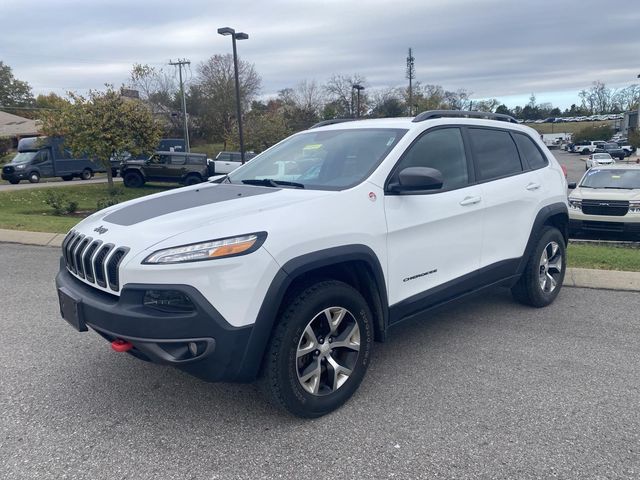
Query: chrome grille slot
xmin=74 ymin=237 xmax=91 ymax=279
xmin=67 ymin=234 xmax=83 ymax=274
xmin=62 ymin=231 xmax=77 ymax=266
xmin=107 ymin=248 xmax=129 ymax=291
xmin=94 ymin=244 xmax=114 ymax=288
xmin=83 ymin=241 xmax=102 ymax=283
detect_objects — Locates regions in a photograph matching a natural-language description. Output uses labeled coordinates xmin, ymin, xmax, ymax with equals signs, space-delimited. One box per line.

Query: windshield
xmin=581 ymin=169 xmax=640 ymax=189
xmin=227 ymin=128 xmax=407 ymax=190
xmin=10 ymin=152 xmax=37 ymax=165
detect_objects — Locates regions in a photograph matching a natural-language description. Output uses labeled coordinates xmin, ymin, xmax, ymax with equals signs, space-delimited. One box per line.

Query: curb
xmin=1 ymin=229 xmax=640 ymax=292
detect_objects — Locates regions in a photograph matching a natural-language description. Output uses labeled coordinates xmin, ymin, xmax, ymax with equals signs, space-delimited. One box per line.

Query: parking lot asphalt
xmin=2 ymin=244 xmax=640 ymax=479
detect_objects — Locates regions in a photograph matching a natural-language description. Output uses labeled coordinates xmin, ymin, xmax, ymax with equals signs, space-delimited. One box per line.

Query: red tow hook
xmin=111 ymin=339 xmax=134 ymax=352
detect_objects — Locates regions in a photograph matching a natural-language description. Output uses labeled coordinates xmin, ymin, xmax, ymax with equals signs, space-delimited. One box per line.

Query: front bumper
xmin=55 ymin=260 xmax=254 ymax=382
xmin=1 ymin=171 xmax=28 ymax=181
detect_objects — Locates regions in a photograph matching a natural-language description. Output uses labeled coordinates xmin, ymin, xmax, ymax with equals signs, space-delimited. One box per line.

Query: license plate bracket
xmin=57 ymin=287 xmax=87 ymax=332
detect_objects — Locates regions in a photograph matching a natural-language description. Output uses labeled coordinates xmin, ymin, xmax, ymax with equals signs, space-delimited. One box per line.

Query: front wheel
xmin=80 ymin=168 xmax=92 ymax=180
xmin=28 ymin=172 xmax=40 ymax=183
xmin=263 ymin=280 xmax=373 ymax=418
xmin=511 ymin=226 xmax=566 ymax=308
xmin=184 ymin=175 xmax=202 ymax=186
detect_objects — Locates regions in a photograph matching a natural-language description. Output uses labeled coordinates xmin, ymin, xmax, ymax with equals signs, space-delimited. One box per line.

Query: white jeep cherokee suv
xmin=56 ymin=110 xmax=569 ymax=417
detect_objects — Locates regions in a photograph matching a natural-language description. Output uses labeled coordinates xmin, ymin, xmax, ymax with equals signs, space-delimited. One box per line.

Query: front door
xmin=384 ymin=127 xmax=484 ymax=310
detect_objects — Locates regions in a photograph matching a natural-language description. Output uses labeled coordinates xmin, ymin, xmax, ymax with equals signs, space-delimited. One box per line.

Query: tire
xmin=80 ymin=168 xmax=92 ymax=180
xmin=184 ymin=174 xmax=202 ymax=186
xmin=262 ymin=280 xmax=373 ymax=418
xmin=28 ymin=172 xmax=40 ymax=183
xmin=123 ymin=171 xmax=144 ymax=188
xmin=585 ymin=164 xmax=589 ymax=171
xmin=511 ymin=226 xmax=566 ymax=308
xmin=9 ymin=179 xmax=20 ymax=185
xmin=61 ymin=176 xmax=73 ymax=181
xmin=581 ymin=149 xmax=589 ymax=155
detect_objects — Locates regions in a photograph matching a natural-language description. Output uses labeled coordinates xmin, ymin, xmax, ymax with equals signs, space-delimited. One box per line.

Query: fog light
xmin=188 ymin=342 xmax=198 ymax=356
xmin=143 ymin=290 xmax=194 ymax=313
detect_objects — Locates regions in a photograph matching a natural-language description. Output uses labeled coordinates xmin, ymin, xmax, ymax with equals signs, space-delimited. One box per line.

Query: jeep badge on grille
xmin=93 ymin=226 xmax=108 ymax=234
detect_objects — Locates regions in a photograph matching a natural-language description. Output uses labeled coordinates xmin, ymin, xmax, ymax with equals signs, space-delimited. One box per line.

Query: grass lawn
xmin=0 ymin=184 xmax=174 ymax=233
xmin=529 ymin=120 xmax=614 ymax=135
xmin=568 ymin=243 xmax=640 ymax=272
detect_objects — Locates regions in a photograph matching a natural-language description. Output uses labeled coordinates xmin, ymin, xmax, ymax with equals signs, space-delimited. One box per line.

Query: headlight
xmin=143 ymin=232 xmax=267 ymax=264
xmin=15 ymin=164 xmax=25 ymax=169
xmin=630 ymin=201 xmax=640 ymax=214
xmin=568 ymin=198 xmax=582 ymax=210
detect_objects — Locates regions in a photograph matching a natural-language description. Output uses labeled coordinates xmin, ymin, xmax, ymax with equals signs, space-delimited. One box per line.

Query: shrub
xmin=44 ymin=190 xmax=78 ymax=215
xmin=572 ymin=124 xmax=614 ymax=143
xmin=96 ymin=187 xmax=124 ymax=211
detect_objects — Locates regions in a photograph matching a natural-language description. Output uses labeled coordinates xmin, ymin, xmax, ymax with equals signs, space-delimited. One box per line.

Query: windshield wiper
xmin=241 ymin=179 xmax=305 ymax=189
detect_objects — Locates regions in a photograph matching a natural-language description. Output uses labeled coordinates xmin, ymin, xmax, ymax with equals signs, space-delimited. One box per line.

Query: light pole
xmin=352 ymin=84 xmax=365 ymax=118
xmin=218 ymin=27 xmax=249 ymax=164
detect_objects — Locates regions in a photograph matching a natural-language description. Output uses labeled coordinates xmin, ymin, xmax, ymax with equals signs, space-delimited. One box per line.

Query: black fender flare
xmin=517 ymin=202 xmax=568 ymax=275
xmin=235 ymin=244 xmax=388 ymax=381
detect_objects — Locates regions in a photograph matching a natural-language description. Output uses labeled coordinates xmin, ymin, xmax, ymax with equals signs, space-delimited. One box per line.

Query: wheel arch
xmin=517 ymin=202 xmax=568 ymax=275
xmin=236 ymin=245 xmax=388 ymax=381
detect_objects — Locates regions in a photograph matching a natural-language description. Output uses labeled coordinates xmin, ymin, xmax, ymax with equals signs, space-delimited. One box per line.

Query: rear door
xmin=467 ymin=128 xmax=544 ymax=268
xmin=384 ymin=127 xmax=484 ymax=307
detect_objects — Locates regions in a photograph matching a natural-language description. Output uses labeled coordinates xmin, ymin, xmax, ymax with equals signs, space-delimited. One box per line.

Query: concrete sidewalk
xmin=2 ymin=228 xmax=640 ymax=292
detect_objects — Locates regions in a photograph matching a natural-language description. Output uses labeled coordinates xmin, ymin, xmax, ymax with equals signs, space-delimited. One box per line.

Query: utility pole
xmin=406 ymin=48 xmax=415 ymax=116
xmin=169 ymin=59 xmax=191 ymax=152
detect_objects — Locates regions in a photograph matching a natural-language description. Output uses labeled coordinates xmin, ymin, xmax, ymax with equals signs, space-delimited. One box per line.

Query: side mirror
xmin=388 ymin=167 xmax=444 ymax=193
xmin=568 ymin=182 xmax=577 ymax=189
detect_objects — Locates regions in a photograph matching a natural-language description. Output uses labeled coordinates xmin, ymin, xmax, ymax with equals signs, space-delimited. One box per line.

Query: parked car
xmin=572 ymin=140 xmax=605 ymax=155
xmin=568 ymin=165 xmax=640 ymax=235
xmin=586 ymin=153 xmax=616 ymax=170
xmin=210 ymin=151 xmax=257 ymax=175
xmin=594 ymin=142 xmax=626 ymax=160
xmin=55 ymin=110 xmax=569 ymax=418
xmin=1 ymin=137 xmax=103 ymax=184
xmin=120 ymin=151 xmax=210 ymax=187
xmin=109 ymin=139 xmax=188 ymax=177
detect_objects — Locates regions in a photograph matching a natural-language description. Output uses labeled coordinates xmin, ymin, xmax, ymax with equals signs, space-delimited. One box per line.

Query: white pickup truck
xmin=207 ymin=151 xmax=257 ymax=175
xmin=571 ymin=140 xmax=605 ymax=154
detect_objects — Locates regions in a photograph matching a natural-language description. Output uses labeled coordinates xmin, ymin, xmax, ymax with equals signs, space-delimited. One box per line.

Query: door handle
xmin=459 ymin=196 xmax=481 ymax=206
xmin=526 ymin=182 xmax=541 ymax=191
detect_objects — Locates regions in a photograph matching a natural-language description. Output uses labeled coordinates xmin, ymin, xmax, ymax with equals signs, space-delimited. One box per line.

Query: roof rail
xmin=309 ymin=118 xmax=357 ymax=129
xmin=412 ymin=110 xmax=519 ymax=124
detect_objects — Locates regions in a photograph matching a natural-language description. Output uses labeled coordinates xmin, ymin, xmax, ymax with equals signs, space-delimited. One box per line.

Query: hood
xmin=570 ymin=187 xmax=640 ymax=201
xmin=74 ymin=182 xmax=332 ymax=248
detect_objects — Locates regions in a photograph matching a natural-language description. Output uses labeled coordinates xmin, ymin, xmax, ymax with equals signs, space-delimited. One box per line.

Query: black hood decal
xmin=104 ymin=184 xmax=278 ymax=226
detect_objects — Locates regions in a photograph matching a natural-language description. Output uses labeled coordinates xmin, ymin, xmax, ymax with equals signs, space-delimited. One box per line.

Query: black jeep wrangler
xmin=120 ymin=152 xmax=212 ymax=188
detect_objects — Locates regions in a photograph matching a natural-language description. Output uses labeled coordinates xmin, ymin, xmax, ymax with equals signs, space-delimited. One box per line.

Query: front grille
xmin=582 ymin=199 xmax=629 ymax=217
xmin=62 ymin=230 xmax=129 ymax=292
xmin=3 ymin=165 xmax=15 ymax=174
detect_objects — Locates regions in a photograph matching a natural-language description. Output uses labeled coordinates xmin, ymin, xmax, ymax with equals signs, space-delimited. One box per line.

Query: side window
xmin=468 ymin=128 xmax=522 ymax=181
xmin=33 ymin=150 xmax=50 ymax=164
xmin=513 ymin=133 xmax=548 ymax=170
xmin=171 ymin=155 xmax=186 ymax=165
xmin=394 ymin=127 xmax=469 ymax=190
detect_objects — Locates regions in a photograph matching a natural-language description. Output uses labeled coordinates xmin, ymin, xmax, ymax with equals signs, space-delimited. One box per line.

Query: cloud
xmin=1 ymin=0 xmax=638 ymax=108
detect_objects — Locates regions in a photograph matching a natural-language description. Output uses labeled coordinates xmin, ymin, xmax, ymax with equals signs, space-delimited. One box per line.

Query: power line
xmin=169 ymin=58 xmax=191 ymax=152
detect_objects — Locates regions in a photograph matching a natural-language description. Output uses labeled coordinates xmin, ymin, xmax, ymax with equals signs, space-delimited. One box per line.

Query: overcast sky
xmin=1 ymin=0 xmax=638 ymax=109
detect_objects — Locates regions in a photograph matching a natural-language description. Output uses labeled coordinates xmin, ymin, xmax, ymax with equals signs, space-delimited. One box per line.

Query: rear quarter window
xmin=513 ymin=133 xmax=548 ymax=170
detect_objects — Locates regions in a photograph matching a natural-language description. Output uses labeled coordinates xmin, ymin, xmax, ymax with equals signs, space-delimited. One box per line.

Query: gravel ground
xmin=1 ymin=243 xmax=639 ymax=479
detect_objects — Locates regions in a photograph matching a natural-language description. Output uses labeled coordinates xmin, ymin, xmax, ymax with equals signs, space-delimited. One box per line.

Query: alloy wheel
xmin=539 ymin=241 xmax=562 ymax=293
xmin=296 ymin=306 xmax=360 ymax=396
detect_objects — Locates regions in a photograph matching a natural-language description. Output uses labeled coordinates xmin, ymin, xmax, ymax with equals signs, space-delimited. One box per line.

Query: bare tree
xmin=613 ymin=84 xmax=640 ymax=111
xmin=196 ymin=54 xmax=261 ymax=145
xmin=324 ymin=74 xmax=367 ymax=117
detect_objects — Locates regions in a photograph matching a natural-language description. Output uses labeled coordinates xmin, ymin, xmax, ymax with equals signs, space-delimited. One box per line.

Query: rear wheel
xmin=28 ymin=172 xmax=40 ymax=183
xmin=263 ymin=280 xmax=373 ymax=418
xmin=511 ymin=226 xmax=566 ymax=308
xmin=80 ymin=168 xmax=92 ymax=180
xmin=123 ymin=171 xmax=144 ymax=188
xmin=61 ymin=175 xmax=73 ymax=181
